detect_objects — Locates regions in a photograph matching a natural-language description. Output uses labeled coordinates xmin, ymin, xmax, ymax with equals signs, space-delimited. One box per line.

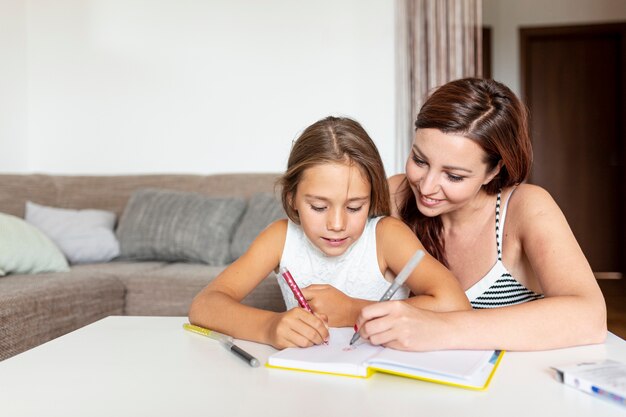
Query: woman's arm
xmin=357 ymin=185 xmax=607 ymax=351
xmin=188 ymin=220 xmax=329 ymax=349
xmin=470 ymin=184 xmax=607 ymax=349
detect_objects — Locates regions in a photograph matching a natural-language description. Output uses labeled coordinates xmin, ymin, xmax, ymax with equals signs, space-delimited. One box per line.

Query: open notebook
xmin=267 ymin=327 xmax=504 ymax=390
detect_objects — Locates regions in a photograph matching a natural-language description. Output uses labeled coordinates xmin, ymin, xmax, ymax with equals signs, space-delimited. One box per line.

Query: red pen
xmin=279 ymin=267 xmax=314 ymax=313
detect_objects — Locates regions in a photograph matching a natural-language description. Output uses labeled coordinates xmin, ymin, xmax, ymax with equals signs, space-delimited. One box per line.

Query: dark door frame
xmin=520 ymin=22 xmax=626 ymax=279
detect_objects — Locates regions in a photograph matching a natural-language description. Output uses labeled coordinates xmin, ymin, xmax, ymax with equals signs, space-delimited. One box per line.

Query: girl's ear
xmin=287 ymin=191 xmax=301 ymax=224
xmin=483 ymin=160 xmax=504 ymax=185
xmin=287 ymin=192 xmax=296 ymax=212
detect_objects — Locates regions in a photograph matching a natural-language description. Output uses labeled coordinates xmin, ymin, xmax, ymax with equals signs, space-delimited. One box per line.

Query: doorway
xmin=521 ymin=22 xmax=626 ymax=337
xmin=520 ymin=22 xmax=626 ymax=279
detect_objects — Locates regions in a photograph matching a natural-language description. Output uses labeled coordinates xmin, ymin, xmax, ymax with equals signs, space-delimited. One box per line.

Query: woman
xmin=355 ymin=78 xmax=607 ymax=351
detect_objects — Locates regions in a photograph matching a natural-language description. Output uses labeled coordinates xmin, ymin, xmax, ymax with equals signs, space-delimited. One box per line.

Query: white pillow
xmin=25 ymin=201 xmax=120 ymax=264
xmin=0 ymin=212 xmax=69 ymax=275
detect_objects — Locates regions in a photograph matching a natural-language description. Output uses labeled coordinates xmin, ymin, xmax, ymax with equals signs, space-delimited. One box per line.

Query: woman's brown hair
xmin=279 ymin=116 xmax=390 ymax=224
xmin=398 ymin=78 xmax=533 ymax=266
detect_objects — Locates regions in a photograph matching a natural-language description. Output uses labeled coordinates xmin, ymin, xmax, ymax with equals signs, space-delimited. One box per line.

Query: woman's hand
xmin=301 ymin=284 xmax=366 ymax=327
xmin=265 ymin=308 xmax=329 ymax=350
xmin=355 ymin=300 xmax=450 ymax=351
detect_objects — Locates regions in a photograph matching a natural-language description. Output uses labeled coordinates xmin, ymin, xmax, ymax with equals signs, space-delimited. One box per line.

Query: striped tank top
xmin=465 ymin=190 xmax=544 ymax=309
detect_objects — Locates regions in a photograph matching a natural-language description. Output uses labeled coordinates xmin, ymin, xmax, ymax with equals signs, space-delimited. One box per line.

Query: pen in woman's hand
xmin=349 ymin=250 xmax=425 ymax=345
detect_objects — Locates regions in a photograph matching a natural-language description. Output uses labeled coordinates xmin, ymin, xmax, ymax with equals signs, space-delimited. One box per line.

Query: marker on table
xmin=183 ymin=323 xmax=260 ymax=368
xmin=279 ymin=267 xmax=314 ymax=313
xmin=349 ymin=249 xmax=425 ymax=346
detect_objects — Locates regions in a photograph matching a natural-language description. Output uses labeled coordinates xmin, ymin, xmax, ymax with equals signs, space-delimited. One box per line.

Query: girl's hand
xmin=355 ymin=300 xmax=449 ymax=351
xmin=301 ymin=284 xmax=362 ymax=327
xmin=266 ymin=308 xmax=329 ymax=350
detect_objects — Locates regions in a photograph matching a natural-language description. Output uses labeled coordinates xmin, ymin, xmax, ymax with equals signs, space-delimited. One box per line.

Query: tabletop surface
xmin=1 ymin=316 xmax=625 ymax=417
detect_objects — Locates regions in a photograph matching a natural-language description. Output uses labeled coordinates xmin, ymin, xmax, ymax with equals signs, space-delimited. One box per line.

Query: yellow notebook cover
xmin=266 ymin=327 xmax=504 ymax=391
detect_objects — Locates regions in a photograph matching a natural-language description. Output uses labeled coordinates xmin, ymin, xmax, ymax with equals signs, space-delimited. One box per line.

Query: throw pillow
xmin=116 ymin=188 xmax=246 ymax=265
xmin=0 ymin=212 xmax=69 ymax=276
xmin=230 ymin=192 xmax=285 ymax=261
xmin=25 ymin=201 xmax=121 ymax=264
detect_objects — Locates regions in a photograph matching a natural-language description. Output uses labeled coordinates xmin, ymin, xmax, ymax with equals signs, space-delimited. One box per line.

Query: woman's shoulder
xmin=388 ymin=174 xmax=408 ymax=217
xmin=388 ymin=174 xmax=407 ymax=194
xmin=507 ymin=183 xmax=555 ymax=208
xmin=505 ymin=183 xmax=562 ymax=226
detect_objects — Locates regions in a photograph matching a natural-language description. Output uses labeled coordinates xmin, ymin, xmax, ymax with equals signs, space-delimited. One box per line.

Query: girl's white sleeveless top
xmin=278 ymin=217 xmax=410 ymax=310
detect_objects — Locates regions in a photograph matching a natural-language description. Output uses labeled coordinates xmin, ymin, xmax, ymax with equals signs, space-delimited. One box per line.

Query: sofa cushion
xmin=108 ymin=262 xmax=286 ymax=316
xmin=116 ymin=188 xmax=246 ymax=265
xmin=25 ymin=201 xmax=120 ymax=264
xmin=0 ymin=212 xmax=69 ymax=276
xmin=0 ymin=271 xmax=125 ymax=361
xmin=230 ymin=192 xmax=286 ymax=261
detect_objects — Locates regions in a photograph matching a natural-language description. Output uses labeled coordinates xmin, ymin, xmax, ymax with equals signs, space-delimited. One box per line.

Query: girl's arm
xmin=378 ymin=217 xmax=471 ymax=313
xmin=300 ymin=217 xmax=470 ymax=327
xmin=357 ymin=185 xmax=607 ymax=351
xmin=188 ymin=220 xmax=328 ymax=349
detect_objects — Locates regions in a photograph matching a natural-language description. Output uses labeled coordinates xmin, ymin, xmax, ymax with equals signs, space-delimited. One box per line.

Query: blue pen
xmin=555 ymin=360 xmax=626 ymax=407
xmin=592 ymin=385 xmax=626 ymax=406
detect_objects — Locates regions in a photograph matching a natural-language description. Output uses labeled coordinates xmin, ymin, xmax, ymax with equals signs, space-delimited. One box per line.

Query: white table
xmin=0 ymin=316 xmax=625 ymax=417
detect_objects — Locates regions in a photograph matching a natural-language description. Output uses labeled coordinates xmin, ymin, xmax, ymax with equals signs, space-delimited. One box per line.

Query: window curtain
xmin=395 ymin=0 xmax=483 ymax=172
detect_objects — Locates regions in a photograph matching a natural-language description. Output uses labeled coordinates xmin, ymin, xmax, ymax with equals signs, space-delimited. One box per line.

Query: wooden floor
xmin=598 ymin=279 xmax=626 ymax=340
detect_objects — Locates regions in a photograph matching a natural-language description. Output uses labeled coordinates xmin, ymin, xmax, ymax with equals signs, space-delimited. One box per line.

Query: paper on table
xmin=369 ymin=346 xmax=494 ymax=380
xmin=268 ymin=327 xmax=501 ymax=388
xmin=268 ymin=328 xmax=383 ymax=377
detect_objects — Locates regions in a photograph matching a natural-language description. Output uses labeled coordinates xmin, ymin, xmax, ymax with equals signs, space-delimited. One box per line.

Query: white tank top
xmin=278 ymin=217 xmax=409 ymax=310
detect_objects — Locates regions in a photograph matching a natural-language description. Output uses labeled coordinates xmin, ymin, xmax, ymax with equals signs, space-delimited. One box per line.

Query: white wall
xmin=483 ymin=0 xmax=626 ymax=97
xmin=1 ymin=0 xmax=395 ymax=175
xmin=0 ymin=0 xmax=28 ymax=171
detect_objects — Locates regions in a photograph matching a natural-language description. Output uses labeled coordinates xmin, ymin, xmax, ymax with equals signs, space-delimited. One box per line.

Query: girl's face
xmin=405 ymin=128 xmax=500 ymax=217
xmin=291 ymin=161 xmax=371 ymax=257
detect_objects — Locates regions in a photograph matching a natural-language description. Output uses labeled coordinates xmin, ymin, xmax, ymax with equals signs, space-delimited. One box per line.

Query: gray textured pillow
xmin=116 ymin=188 xmax=246 ymax=265
xmin=230 ymin=192 xmax=285 ymax=260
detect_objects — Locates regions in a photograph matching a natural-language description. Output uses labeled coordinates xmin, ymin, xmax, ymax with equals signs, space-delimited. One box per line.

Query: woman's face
xmin=405 ymin=128 xmax=500 ymax=217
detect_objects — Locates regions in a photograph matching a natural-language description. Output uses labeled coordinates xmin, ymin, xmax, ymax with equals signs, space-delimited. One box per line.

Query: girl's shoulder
xmin=264 ymin=218 xmax=289 ymax=236
xmin=375 ymin=215 xmax=418 ymax=244
xmin=250 ymin=218 xmax=289 ymax=249
xmin=242 ymin=218 xmax=289 ymax=271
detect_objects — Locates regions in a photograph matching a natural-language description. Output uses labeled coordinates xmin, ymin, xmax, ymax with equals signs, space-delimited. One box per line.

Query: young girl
xmin=188 ymin=116 xmax=470 ymax=349
xmin=355 ymin=78 xmax=607 ymax=351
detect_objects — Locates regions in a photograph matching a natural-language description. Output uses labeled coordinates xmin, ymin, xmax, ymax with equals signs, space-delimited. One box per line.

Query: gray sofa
xmin=0 ymin=173 xmax=287 ymax=361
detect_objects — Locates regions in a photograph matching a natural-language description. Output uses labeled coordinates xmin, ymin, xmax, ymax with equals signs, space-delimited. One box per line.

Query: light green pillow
xmin=0 ymin=212 xmax=69 ymax=276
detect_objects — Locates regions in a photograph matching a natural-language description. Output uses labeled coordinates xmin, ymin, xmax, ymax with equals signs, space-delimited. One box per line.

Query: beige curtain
xmin=395 ymin=0 xmax=482 ymax=172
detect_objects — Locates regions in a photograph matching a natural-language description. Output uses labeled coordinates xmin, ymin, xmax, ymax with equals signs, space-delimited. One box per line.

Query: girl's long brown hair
xmin=280 ymin=116 xmax=390 ymax=224
xmin=398 ymin=78 xmax=533 ymax=266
